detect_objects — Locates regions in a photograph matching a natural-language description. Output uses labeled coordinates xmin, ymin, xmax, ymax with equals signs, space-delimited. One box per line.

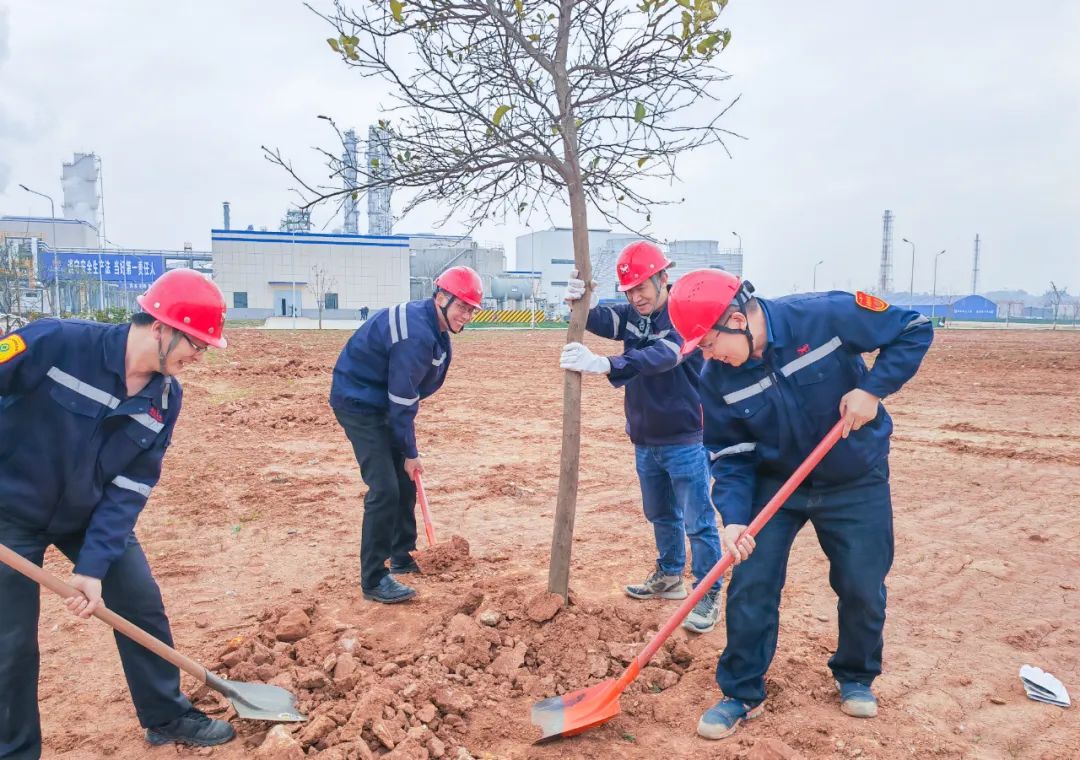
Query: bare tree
xmin=1045 ymin=282 xmax=1067 ymax=330
xmin=309 ymin=265 xmax=338 ymax=329
xmin=267 ymin=0 xmax=739 ymax=599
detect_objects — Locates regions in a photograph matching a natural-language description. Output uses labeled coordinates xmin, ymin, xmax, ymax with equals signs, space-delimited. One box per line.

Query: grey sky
xmin=1 ymin=1 xmax=1077 ymax=297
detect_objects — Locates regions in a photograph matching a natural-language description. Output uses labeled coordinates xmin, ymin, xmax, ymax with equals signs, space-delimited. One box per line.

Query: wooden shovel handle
xmin=0 ymin=541 xmax=209 ymax=684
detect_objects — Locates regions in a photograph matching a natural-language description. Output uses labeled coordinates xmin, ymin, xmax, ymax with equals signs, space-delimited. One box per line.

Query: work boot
xmin=390 ymin=558 xmax=422 ymax=574
xmin=836 ymin=680 xmax=878 ymax=718
xmin=624 ymin=567 xmax=687 ymax=600
xmin=145 ymin=707 xmax=235 ymax=747
xmin=682 ymin=588 xmax=721 ymax=634
xmin=363 ymin=574 xmax=417 ymax=604
xmin=697 ymin=698 xmax=765 ymax=740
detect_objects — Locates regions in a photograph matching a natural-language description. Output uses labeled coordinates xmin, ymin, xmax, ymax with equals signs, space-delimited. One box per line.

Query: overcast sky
xmin=2 ymin=1 xmax=1077 ymax=297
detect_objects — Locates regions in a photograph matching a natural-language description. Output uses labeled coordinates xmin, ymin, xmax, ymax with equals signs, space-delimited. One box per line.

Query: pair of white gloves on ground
xmin=560 ymin=269 xmax=610 ymax=375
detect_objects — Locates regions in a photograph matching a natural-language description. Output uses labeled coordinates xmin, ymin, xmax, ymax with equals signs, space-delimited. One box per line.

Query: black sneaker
xmin=145 ymin=707 xmax=235 ymax=747
xmin=363 ymin=574 xmax=417 ymax=604
xmin=390 ymin=559 xmax=421 ymax=575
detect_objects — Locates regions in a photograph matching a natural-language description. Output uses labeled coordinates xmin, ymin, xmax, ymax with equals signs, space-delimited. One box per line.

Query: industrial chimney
xmin=223 ymin=201 xmax=231 ymax=230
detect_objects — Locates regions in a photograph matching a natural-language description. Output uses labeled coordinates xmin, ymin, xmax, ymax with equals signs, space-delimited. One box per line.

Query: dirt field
xmin=33 ymin=327 xmax=1079 ymax=760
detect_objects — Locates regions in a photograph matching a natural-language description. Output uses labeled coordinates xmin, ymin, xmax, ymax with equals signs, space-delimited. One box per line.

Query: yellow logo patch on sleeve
xmin=855 ymin=291 xmax=889 ymax=312
xmin=0 ymin=334 xmax=28 ymax=363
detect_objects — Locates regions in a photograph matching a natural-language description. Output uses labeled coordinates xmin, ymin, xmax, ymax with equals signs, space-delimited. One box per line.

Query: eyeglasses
xmin=179 ymin=331 xmax=208 ymax=353
xmin=453 ymin=301 xmax=479 ymax=317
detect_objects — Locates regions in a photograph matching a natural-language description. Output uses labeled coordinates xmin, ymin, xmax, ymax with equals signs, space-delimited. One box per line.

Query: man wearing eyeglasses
xmin=0 ymin=269 xmax=237 ymax=757
xmin=330 ymin=266 xmax=484 ymax=604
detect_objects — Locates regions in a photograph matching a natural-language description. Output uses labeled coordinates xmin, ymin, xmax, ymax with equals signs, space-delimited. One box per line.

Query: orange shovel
xmin=530 ymin=419 xmax=845 ymax=741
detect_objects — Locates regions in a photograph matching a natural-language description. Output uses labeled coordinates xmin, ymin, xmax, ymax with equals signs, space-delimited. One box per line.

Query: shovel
xmin=0 ymin=542 xmax=306 ymax=723
xmin=531 ymin=419 xmax=846 ymax=741
xmin=414 ymin=471 xmax=437 ymax=546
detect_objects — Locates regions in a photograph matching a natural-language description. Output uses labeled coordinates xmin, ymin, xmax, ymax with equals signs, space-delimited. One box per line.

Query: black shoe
xmin=363 ymin=574 xmax=417 ymax=604
xmin=390 ymin=559 xmax=421 ymax=574
xmin=146 ymin=707 xmax=236 ymax=747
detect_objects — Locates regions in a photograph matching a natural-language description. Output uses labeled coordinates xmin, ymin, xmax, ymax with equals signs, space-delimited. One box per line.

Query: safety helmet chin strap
xmin=156 ymin=327 xmax=184 ymax=410
xmin=712 ymin=281 xmax=757 ymax=359
xmin=433 ymin=289 xmax=464 ymax=334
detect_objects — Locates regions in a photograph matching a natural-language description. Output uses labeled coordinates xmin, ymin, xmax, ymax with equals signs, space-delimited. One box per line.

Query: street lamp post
xmin=931 ymin=249 xmax=946 ymax=320
xmin=901 ymin=237 xmax=916 ymax=307
xmin=731 ymin=231 xmax=742 ymax=260
xmin=813 ymin=259 xmax=824 ymax=291
xmin=19 ymin=184 xmax=60 ymax=315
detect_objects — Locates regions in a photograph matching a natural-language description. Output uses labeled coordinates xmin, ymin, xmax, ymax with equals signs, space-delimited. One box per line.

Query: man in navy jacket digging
xmin=667 ymin=269 xmax=932 ymax=739
xmin=330 ymin=266 xmax=483 ymax=604
xmin=0 ymin=269 xmax=235 ymax=758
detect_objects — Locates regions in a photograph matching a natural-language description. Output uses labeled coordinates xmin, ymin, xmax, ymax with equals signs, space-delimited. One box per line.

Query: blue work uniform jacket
xmin=586 ymin=299 xmax=704 ymax=446
xmin=701 ymin=292 xmax=933 ymax=527
xmin=0 ymin=319 xmax=180 ymax=579
xmin=329 ymin=299 xmax=451 ymax=459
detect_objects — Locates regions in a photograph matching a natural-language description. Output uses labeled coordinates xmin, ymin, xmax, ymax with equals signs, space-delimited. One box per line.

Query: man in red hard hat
xmin=330 ymin=266 xmax=483 ymax=604
xmin=667 ymin=269 xmax=933 ymax=739
xmin=0 ymin=269 xmax=236 ymax=756
xmin=560 ymin=241 xmax=724 ymax=634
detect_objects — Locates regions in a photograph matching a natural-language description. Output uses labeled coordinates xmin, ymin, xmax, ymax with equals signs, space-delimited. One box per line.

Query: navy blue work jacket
xmin=329 ymin=299 xmax=451 ymax=459
xmin=586 ymin=300 xmax=705 ymax=447
xmin=701 ymin=292 xmax=933 ymax=526
xmin=0 ymin=319 xmax=180 ymax=578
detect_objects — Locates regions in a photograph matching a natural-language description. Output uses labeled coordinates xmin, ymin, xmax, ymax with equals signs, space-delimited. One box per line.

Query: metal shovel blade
xmin=206 ymin=672 xmax=306 ymax=722
xmin=530 ymin=678 xmax=622 ymax=742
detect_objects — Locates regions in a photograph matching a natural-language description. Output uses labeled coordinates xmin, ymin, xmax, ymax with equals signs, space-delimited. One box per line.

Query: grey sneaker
xmin=682 ymin=588 xmax=721 ymax=633
xmin=624 ymin=567 xmax=688 ymax=600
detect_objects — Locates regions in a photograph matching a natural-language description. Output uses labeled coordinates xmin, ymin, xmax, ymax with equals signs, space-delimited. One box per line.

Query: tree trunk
xmin=547 ymin=38 xmax=593 ymax=598
xmin=547 ymin=177 xmax=592 ymax=601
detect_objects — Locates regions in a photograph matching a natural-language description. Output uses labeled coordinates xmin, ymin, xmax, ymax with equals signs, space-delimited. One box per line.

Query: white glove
xmin=563 ymin=269 xmax=600 ymax=310
xmin=560 ymin=342 xmax=611 ymax=374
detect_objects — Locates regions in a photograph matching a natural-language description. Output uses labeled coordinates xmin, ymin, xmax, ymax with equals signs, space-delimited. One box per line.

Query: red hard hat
xmin=137 ymin=269 xmax=228 ymax=349
xmin=434 ymin=265 xmax=484 ymax=308
xmin=616 ymin=241 xmax=672 ymax=292
xmin=668 ymin=269 xmax=744 ymax=355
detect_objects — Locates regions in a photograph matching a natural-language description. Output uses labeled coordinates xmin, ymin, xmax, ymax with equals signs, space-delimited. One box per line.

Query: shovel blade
xmin=530 ymin=678 xmax=622 ymax=742
xmin=207 ymin=672 xmax=306 ymax=722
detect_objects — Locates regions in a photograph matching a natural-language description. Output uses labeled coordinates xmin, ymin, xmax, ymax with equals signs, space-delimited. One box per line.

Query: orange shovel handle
xmin=414 ymin=472 xmax=437 ymax=546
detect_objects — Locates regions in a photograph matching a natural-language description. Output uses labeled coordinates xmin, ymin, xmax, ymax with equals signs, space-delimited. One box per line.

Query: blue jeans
xmin=634 ymin=443 xmax=723 ymax=593
xmin=717 ymin=462 xmax=894 ymax=704
xmin=0 ymin=515 xmax=191 ymax=760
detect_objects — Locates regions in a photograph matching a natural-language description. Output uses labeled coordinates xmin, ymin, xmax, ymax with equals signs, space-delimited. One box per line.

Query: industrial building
xmin=211 ymin=227 xmax=506 ymax=320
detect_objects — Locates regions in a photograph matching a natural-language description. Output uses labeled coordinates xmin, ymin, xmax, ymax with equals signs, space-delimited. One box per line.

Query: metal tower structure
xmin=366 ymin=125 xmax=392 ymax=235
xmin=342 ymin=129 xmax=359 ymax=234
xmin=280 ymin=209 xmax=312 ymax=232
xmin=971 ymin=234 xmax=981 ymax=294
xmin=878 ymin=210 xmax=894 ymax=294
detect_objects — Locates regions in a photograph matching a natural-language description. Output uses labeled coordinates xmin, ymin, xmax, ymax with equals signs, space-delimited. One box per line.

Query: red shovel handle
xmin=414 ymin=472 xmax=437 ymax=546
xmin=626 ymin=419 xmax=846 ymax=680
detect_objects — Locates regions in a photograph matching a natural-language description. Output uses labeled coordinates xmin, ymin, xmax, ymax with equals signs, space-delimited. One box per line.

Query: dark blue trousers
xmin=334 ymin=407 xmax=418 ymax=591
xmin=0 ymin=516 xmax=190 ymax=760
xmin=717 ymin=461 xmax=894 ymax=705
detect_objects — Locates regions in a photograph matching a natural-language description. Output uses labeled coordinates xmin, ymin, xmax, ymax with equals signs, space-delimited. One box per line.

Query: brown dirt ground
xmin=33 ymin=328 xmax=1079 ymax=760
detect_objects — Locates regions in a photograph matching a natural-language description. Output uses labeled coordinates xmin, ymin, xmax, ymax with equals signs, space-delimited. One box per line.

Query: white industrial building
xmin=211 ymin=229 xmax=507 ymax=320
xmin=515 ymin=227 xmax=744 ymax=313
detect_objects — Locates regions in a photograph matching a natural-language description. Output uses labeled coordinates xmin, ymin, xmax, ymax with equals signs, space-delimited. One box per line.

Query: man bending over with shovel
xmin=559 ymin=241 xmax=724 ymax=634
xmin=330 ymin=266 xmax=483 ymax=604
xmin=0 ymin=269 xmax=235 ymax=757
xmin=667 ymin=270 xmax=932 ymax=739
